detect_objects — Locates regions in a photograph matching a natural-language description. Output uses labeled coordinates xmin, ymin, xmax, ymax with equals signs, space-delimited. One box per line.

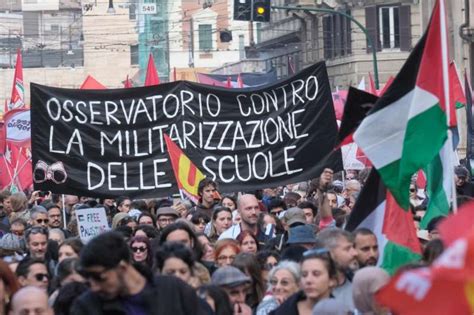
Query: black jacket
xmin=269 ymin=291 xmax=304 ymax=315
xmin=71 ymin=275 xmax=210 ymax=315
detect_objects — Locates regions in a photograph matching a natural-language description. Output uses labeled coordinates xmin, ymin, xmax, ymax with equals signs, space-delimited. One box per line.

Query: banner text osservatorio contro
xmin=31 ymin=62 xmax=342 ymax=199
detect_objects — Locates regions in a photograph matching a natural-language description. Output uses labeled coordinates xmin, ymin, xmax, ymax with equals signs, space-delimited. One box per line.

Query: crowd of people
xmin=0 ymin=165 xmax=471 ymax=315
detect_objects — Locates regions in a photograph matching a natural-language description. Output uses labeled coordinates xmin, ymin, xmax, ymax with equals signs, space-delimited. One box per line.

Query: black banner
xmin=31 ymin=62 xmax=342 ymax=199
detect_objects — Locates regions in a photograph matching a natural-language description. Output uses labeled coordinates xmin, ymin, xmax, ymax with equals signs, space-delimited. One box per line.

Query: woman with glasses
xmin=129 ymin=236 xmax=153 ymax=268
xmin=270 ymin=248 xmax=338 ymax=315
xmin=214 ymin=239 xmax=240 ymax=268
xmin=191 ymin=212 xmax=211 ymax=234
xmin=257 ymin=261 xmax=301 ymax=315
xmin=208 ymin=206 xmax=233 ymax=243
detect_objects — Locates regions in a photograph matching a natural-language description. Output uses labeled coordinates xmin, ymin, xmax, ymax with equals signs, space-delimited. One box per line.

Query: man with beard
xmin=353 ymin=228 xmax=379 ymax=268
xmin=219 ymin=194 xmax=269 ymax=243
xmin=315 ymin=228 xmax=358 ymax=310
xmin=71 ymin=231 xmax=209 ymax=315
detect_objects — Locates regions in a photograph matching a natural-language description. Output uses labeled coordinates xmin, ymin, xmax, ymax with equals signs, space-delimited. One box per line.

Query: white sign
xmin=75 ymin=207 xmax=110 ymax=243
xmin=140 ymin=3 xmax=156 ymax=14
xmin=5 ymin=109 xmax=31 ymax=146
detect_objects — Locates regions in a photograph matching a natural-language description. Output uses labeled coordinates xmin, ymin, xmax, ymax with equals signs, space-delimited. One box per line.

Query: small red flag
xmin=124 ymin=75 xmax=132 ymax=88
xmin=379 ymin=76 xmax=395 ymax=96
xmin=8 ymin=49 xmax=25 ymax=111
xmin=226 ymin=76 xmax=232 ymax=88
xmin=237 ymin=74 xmax=244 ymax=88
xmin=144 ymin=53 xmax=160 ymax=86
xmin=80 ymin=75 xmax=106 ymax=89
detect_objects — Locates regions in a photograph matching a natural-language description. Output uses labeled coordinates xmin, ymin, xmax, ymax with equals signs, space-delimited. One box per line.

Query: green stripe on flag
xmin=455 ymin=101 xmax=465 ymax=109
xmin=381 ymin=241 xmax=421 ymax=275
xmin=378 ymin=104 xmax=447 ymax=210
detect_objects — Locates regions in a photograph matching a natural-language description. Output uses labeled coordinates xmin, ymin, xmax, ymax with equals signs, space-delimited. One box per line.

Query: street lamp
xmin=271 ymin=5 xmax=380 ymax=89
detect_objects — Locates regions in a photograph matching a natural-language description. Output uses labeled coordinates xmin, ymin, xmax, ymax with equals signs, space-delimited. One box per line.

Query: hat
xmin=0 ymin=233 xmax=22 ymax=251
xmin=287 ymin=224 xmax=317 ymax=245
xmin=156 ymin=207 xmax=179 ymax=218
xmin=112 ymin=212 xmax=129 ymax=229
xmin=455 ymin=165 xmax=469 ymax=177
xmin=283 ymin=207 xmax=306 ymax=226
xmin=211 ymin=266 xmax=251 ymax=288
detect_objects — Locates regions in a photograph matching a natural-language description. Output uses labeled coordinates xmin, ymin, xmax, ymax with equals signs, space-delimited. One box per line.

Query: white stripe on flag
xmin=354 ymin=87 xmax=439 ymax=169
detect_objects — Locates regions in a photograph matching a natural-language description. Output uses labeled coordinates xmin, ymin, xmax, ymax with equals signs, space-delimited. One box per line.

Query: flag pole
xmin=62 ymin=194 xmax=67 ymax=229
xmin=439 ymin=0 xmax=457 ymax=213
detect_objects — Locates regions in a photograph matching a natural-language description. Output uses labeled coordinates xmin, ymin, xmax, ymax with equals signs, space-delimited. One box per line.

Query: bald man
xmin=219 ymin=194 xmax=270 ymax=242
xmin=9 ymin=286 xmax=53 ymax=315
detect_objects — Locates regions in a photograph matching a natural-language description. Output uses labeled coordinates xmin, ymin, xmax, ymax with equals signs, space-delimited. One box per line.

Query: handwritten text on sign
xmin=75 ymin=207 xmax=110 ymax=243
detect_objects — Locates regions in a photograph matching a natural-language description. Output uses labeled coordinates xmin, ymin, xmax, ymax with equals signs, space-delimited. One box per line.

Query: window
xmin=379 ymin=6 xmax=400 ymax=49
xmin=366 ymin=5 xmax=411 ymax=52
xmin=130 ymin=45 xmax=138 ymax=65
xmin=129 ymin=3 xmax=136 ymax=20
xmin=322 ymin=10 xmax=352 ymax=60
xmin=198 ymin=24 xmax=212 ymax=51
xmin=256 ymin=22 xmax=262 ymax=44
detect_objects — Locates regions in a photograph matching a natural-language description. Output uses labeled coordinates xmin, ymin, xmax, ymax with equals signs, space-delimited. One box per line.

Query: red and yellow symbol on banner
xmin=164 ymin=134 xmax=205 ymax=203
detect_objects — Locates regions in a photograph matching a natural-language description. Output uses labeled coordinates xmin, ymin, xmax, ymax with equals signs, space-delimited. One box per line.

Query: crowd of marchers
xmin=0 ymin=165 xmax=472 ymax=315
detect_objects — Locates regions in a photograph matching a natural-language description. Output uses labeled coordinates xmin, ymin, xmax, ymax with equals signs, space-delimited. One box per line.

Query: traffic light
xmin=253 ymin=0 xmax=270 ymax=22
xmin=234 ymin=0 xmax=252 ymax=21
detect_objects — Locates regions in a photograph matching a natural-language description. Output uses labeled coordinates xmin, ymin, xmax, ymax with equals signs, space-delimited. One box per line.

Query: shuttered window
xmin=322 ymin=10 xmax=352 ymax=60
xmin=366 ymin=4 xmax=411 ymax=53
xmin=198 ymin=24 xmax=212 ymax=51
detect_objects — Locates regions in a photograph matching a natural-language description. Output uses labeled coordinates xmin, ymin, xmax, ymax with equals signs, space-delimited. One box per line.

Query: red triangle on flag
xmin=448 ymin=61 xmax=465 ymax=127
xmin=144 ymin=53 xmax=160 ymax=86
xmin=80 ymin=75 xmax=106 ymax=89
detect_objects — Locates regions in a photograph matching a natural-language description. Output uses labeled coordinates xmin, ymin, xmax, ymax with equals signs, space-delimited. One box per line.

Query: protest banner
xmin=75 ymin=207 xmax=110 ymax=243
xmin=31 ymin=61 xmax=342 ymax=198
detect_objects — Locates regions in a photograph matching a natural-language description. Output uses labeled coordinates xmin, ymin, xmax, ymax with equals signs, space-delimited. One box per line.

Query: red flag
xmin=8 ymin=49 xmax=25 ymax=111
xmin=164 ymin=134 xmax=206 ymax=203
xmin=173 ymin=67 xmax=177 ymax=82
xmin=80 ymin=75 xmax=106 ymax=89
xmin=0 ymin=123 xmax=5 ymax=155
xmin=439 ymin=201 xmax=474 ymax=246
xmin=237 ymin=74 xmax=244 ymax=88
xmin=124 ymin=75 xmax=132 ymax=88
xmin=377 ymin=227 xmax=474 ymax=315
xmin=144 ymin=53 xmax=160 ymax=86
xmin=226 ymin=76 xmax=232 ymax=88
xmin=379 ymin=76 xmax=395 ymax=96
xmin=368 ymin=72 xmax=377 ymax=95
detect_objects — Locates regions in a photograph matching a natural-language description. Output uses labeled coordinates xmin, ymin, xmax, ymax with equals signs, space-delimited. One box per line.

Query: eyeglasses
xmin=217 ymin=255 xmax=236 ymax=262
xmin=35 ymin=219 xmax=49 ymax=224
xmin=269 ymin=278 xmax=294 ymax=287
xmin=131 ymin=246 xmax=147 ymax=253
xmin=303 ymin=247 xmax=330 ymax=257
xmin=34 ymin=273 xmax=50 ymax=282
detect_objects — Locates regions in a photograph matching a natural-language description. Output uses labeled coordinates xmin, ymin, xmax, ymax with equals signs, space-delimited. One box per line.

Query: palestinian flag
xmin=354 ymin=0 xmax=450 ymax=210
xmin=346 ymin=170 xmax=421 ymax=275
xmin=450 ymin=61 xmax=466 ymax=111
xmin=164 ymin=134 xmax=206 ymax=203
xmin=337 ymin=87 xmax=378 ymax=147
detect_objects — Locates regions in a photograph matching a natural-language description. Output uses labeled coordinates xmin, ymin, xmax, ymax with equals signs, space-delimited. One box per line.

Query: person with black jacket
xmin=71 ymin=231 xmax=210 ymax=315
